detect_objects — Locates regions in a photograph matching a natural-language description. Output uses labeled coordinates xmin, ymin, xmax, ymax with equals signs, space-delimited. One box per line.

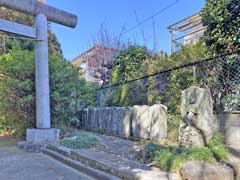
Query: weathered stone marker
xmin=179 ymin=86 xmax=216 ymax=148
xmin=0 ymin=0 xmax=77 ymax=147
xmin=132 ymin=104 xmax=168 ymax=143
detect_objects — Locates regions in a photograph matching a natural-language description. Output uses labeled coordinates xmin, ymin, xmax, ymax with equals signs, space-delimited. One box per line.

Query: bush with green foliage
xmin=0 ymin=49 xmax=97 ymax=137
xmin=166 ymin=114 xmax=181 ymax=143
xmin=142 ymin=131 xmax=228 ymax=172
xmin=110 ymin=45 xmax=151 ymax=106
xmin=201 ymin=0 xmax=240 ymax=53
xmin=0 ymin=7 xmax=62 ymax=55
xmin=60 ymin=131 xmax=98 ymax=149
xmin=160 ymin=41 xmax=210 ymax=113
xmin=109 ymin=42 xmax=210 ymax=108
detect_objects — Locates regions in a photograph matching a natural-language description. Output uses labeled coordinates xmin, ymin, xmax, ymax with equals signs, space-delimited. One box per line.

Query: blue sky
xmin=46 ymin=0 xmax=205 ymax=60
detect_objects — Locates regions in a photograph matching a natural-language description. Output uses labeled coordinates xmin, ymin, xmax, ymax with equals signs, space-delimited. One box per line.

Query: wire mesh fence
xmin=97 ymin=51 xmax=240 ymax=113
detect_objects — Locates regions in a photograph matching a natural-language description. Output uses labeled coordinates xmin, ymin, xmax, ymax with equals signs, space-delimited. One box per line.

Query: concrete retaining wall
xmin=215 ymin=113 xmax=240 ymax=149
xmin=78 ymin=105 xmax=168 ymax=143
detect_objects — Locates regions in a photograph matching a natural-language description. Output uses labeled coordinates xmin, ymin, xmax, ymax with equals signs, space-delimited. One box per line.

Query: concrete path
xmin=0 ymin=146 xmax=96 ymax=180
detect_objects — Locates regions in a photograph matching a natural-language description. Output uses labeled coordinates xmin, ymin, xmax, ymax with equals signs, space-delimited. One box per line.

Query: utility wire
xmin=122 ymin=0 xmax=181 ymax=35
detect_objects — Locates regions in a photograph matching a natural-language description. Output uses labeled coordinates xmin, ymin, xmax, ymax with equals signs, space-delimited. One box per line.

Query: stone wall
xmin=215 ymin=113 xmax=240 ymax=149
xmin=80 ymin=107 xmax=132 ymax=137
xmin=78 ymin=104 xmax=168 ymax=143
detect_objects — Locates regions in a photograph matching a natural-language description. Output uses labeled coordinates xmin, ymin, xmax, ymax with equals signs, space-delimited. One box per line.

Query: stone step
xmin=45 ymin=144 xmax=180 ymax=180
xmin=43 ymin=148 xmax=120 ymax=180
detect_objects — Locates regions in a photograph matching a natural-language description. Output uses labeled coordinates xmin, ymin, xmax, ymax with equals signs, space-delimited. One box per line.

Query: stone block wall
xmin=215 ymin=113 xmax=240 ymax=150
xmin=78 ymin=104 xmax=168 ymax=142
xmin=80 ymin=107 xmax=132 ymax=137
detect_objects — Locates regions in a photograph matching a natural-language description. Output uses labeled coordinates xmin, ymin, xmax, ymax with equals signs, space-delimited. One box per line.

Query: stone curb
xmin=43 ymin=148 xmax=120 ymax=180
xmin=17 ymin=141 xmax=47 ymax=153
xmin=46 ymin=144 xmax=133 ymax=179
xmin=45 ymin=144 xmax=180 ymax=180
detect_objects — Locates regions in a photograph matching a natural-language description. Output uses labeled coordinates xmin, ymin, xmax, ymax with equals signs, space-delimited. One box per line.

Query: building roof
xmin=168 ymin=13 xmax=203 ymax=32
xmin=71 ymin=45 xmax=119 ymax=67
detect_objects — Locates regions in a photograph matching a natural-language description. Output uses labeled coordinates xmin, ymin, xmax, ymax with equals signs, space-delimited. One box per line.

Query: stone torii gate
xmin=0 ymin=0 xmax=78 ymax=146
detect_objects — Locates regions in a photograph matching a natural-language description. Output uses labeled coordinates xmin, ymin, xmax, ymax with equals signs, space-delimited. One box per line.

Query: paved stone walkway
xmin=48 ymin=132 xmax=180 ymax=180
xmin=0 ymin=146 xmax=96 ymax=180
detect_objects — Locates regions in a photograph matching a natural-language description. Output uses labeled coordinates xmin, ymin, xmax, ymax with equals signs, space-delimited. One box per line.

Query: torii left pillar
xmin=26 ymin=13 xmax=59 ymax=148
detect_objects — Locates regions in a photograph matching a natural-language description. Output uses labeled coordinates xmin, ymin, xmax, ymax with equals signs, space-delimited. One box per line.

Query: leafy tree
xmin=0 ymin=7 xmax=62 ymax=55
xmin=201 ymin=0 xmax=240 ymax=111
xmin=112 ymin=45 xmax=151 ymax=83
xmin=0 ymin=49 xmax=97 ymax=137
xmin=110 ymin=45 xmax=152 ymax=106
xmin=201 ymin=0 xmax=240 ymax=53
xmin=0 ymin=49 xmax=35 ymax=136
xmin=108 ymin=42 xmax=210 ymax=107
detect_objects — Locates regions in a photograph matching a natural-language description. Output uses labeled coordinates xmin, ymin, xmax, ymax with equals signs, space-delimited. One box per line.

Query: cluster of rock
xmin=178 ymin=87 xmax=237 ymax=180
xmin=80 ymin=86 xmax=217 ymax=147
xmin=79 ymin=104 xmax=168 ymax=143
xmin=78 ymin=86 xmax=238 ymax=180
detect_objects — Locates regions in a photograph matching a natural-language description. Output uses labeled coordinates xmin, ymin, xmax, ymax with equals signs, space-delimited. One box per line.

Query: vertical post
xmin=98 ymin=88 xmax=103 ymax=107
xmin=170 ymin=30 xmax=173 ymax=55
xmin=34 ymin=13 xmax=50 ymax=129
xmin=2 ymin=35 xmax=6 ymax=54
xmin=193 ymin=66 xmax=196 ymax=77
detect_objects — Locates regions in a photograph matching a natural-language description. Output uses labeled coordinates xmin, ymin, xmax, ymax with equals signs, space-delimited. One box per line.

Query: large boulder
xmin=179 ymin=86 xmax=216 ymax=148
xmin=132 ymin=104 xmax=167 ymax=142
xmin=180 ymin=161 xmax=234 ymax=180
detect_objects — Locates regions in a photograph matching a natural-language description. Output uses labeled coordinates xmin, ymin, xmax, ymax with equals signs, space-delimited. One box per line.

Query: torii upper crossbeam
xmin=0 ymin=0 xmax=77 ymax=28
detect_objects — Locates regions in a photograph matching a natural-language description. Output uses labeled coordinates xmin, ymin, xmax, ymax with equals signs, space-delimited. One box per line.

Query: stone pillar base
xmin=18 ymin=129 xmax=60 ymax=152
xmin=26 ymin=128 xmax=60 ymax=144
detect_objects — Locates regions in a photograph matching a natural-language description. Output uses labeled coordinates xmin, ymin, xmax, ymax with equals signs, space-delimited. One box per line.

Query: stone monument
xmin=132 ymin=104 xmax=168 ymax=143
xmin=179 ymin=86 xmax=215 ymax=148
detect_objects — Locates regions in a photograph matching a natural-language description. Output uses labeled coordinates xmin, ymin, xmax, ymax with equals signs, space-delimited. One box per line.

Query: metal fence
xmin=97 ymin=51 xmax=240 ymax=113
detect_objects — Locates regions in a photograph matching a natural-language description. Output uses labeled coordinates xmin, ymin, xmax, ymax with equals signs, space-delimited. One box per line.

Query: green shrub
xmin=167 ymin=114 xmax=181 ymax=143
xmin=0 ymin=49 xmax=97 ymax=137
xmin=144 ymin=143 xmax=163 ymax=161
xmin=143 ymin=132 xmax=227 ymax=172
xmin=154 ymin=148 xmax=174 ymax=171
xmin=208 ymin=131 xmax=228 ymax=161
xmin=60 ymin=131 xmax=98 ymax=149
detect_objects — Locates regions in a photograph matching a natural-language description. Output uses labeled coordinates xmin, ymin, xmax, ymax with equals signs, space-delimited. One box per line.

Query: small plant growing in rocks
xmin=140 ymin=131 xmax=228 ymax=172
